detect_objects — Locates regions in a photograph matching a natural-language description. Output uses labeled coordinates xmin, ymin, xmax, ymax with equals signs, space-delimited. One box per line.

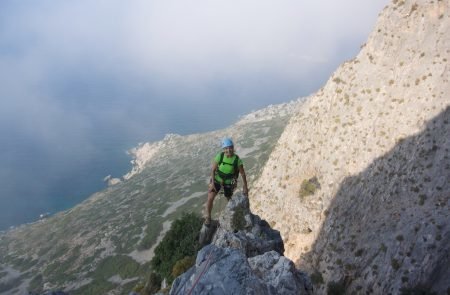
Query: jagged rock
xmin=216 ymin=194 xmax=253 ymax=232
xmin=170 ymin=193 xmax=309 ymax=295
xmin=170 ymin=245 xmax=268 ymax=295
xmin=248 ymin=251 xmax=313 ymax=294
xmin=213 ymin=194 xmax=284 ymax=257
xmin=198 ymin=220 xmax=219 ymax=247
xmin=170 ymin=245 xmax=311 ymax=295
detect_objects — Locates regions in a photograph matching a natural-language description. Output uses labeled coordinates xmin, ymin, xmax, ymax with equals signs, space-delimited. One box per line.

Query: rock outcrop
xmin=170 ymin=194 xmax=312 ymax=295
xmin=250 ymin=0 xmax=449 ymax=293
xmin=212 ymin=195 xmax=284 ymax=258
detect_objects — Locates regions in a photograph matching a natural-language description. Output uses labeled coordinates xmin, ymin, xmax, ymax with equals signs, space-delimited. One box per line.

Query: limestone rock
xmin=170 ymin=245 xmax=268 ymax=295
xmin=213 ymin=194 xmax=284 ymax=257
xmin=171 ymin=245 xmax=312 ymax=295
xmin=198 ymin=220 xmax=219 ymax=247
xmin=250 ymin=0 xmax=450 ymax=293
xmin=248 ymin=251 xmax=313 ymax=294
xmin=170 ymin=194 xmax=309 ymax=295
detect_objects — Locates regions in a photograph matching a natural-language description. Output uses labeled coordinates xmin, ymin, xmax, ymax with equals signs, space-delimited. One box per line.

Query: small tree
xmin=143 ymin=272 xmax=162 ymax=295
xmin=150 ymin=212 xmax=203 ymax=282
xmin=327 ymin=280 xmax=346 ymax=295
xmin=172 ymin=256 xmax=195 ymax=278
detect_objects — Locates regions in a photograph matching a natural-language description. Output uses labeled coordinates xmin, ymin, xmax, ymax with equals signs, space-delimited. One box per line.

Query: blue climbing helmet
xmin=221 ymin=137 xmax=234 ymax=148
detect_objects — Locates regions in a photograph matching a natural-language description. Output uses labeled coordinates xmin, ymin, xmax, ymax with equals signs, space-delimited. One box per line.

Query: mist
xmin=0 ymin=0 xmax=388 ymax=230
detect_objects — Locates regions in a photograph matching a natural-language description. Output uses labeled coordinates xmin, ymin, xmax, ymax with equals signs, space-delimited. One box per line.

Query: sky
xmin=0 ymin=0 xmax=389 ymax=230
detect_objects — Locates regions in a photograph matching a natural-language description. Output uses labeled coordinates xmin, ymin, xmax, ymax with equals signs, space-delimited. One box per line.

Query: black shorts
xmin=211 ymin=181 xmax=234 ymax=198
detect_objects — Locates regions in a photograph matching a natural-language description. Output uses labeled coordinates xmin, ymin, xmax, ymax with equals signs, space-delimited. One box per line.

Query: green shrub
xmin=172 ymin=256 xmax=195 ymax=278
xmin=232 ymin=206 xmax=246 ymax=231
xmin=43 ymin=253 xmax=78 ymax=285
xmin=143 ymin=272 xmax=162 ymax=295
xmin=151 ymin=212 xmax=203 ymax=282
xmin=327 ymin=280 xmax=346 ymax=295
xmin=139 ymin=221 xmax=163 ymax=250
xmin=72 ymin=279 xmax=115 ymax=295
xmin=299 ymin=177 xmax=321 ymax=199
xmin=418 ymin=194 xmax=427 ymax=205
xmin=310 ymin=270 xmax=324 ymax=285
xmin=391 ymin=258 xmax=401 ymax=271
xmin=333 ymin=77 xmax=343 ymax=84
xmin=132 ymin=282 xmax=145 ymax=294
xmin=93 ymin=255 xmax=143 ymax=281
xmin=400 ymin=284 xmax=437 ymax=295
xmin=28 ymin=274 xmax=43 ymax=293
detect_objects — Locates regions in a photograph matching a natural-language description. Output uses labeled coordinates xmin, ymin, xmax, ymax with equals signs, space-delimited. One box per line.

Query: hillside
xmin=250 ymin=0 xmax=449 ymax=293
xmin=0 ymin=101 xmax=300 ymax=294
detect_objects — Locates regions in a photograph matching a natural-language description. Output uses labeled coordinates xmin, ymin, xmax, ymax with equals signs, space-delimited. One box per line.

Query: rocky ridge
xmin=170 ymin=194 xmax=312 ymax=295
xmin=251 ymin=0 xmax=449 ymax=293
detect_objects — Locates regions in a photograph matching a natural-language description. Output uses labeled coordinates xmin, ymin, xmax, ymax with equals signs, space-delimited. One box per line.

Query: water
xmin=0 ymin=131 xmax=133 ymax=231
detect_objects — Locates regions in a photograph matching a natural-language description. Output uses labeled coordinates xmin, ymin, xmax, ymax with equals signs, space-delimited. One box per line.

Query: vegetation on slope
xmin=150 ymin=212 xmax=203 ymax=283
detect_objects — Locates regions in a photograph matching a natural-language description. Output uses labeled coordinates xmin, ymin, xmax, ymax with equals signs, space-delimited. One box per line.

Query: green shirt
xmin=214 ymin=153 xmax=243 ymax=184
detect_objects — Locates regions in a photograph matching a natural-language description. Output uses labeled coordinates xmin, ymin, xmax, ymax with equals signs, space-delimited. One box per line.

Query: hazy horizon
xmin=0 ymin=0 xmax=389 ymax=230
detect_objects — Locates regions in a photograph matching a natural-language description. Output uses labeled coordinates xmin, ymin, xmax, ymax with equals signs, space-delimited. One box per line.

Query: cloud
xmin=0 ymin=0 xmax=391 ymax=158
xmin=1 ymin=0 xmax=389 ymax=84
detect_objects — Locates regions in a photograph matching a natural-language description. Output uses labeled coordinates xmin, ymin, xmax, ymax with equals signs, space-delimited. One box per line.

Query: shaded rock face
xmin=305 ymin=106 xmax=450 ymax=294
xmin=170 ymin=194 xmax=311 ymax=295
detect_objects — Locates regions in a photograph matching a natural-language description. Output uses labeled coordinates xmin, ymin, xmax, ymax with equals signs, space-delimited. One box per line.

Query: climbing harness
xmin=216 ymin=152 xmax=240 ymax=181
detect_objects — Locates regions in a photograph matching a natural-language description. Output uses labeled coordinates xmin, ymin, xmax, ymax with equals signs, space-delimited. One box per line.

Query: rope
xmin=186 ymin=250 xmax=214 ymax=295
xmin=174 ymin=222 xmax=221 ymax=295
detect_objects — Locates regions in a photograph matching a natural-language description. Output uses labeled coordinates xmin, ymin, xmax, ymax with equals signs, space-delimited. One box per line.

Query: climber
xmin=204 ymin=137 xmax=248 ymax=226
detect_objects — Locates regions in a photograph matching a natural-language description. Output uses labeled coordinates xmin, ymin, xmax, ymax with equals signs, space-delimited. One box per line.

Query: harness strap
xmin=217 ymin=152 xmax=240 ymax=180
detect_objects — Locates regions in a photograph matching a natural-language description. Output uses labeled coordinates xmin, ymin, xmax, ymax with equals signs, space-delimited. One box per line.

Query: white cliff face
xmin=251 ymin=0 xmax=449 ymax=293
